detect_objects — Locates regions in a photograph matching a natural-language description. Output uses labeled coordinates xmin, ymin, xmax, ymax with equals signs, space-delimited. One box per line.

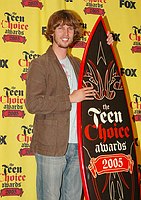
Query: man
xmin=25 ymin=9 xmax=113 ymax=200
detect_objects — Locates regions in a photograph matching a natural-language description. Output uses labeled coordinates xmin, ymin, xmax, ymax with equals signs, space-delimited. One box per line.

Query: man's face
xmin=52 ymin=23 xmax=74 ymax=49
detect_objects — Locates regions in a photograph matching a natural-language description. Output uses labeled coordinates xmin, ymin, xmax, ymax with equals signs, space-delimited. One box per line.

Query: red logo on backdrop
xmin=18 ymin=50 xmax=40 ymax=81
xmin=0 ymin=188 xmax=24 ymax=197
xmin=17 ymin=125 xmax=34 ymax=156
xmin=83 ymin=0 xmax=106 ymax=16
xmin=129 ymin=25 xmax=141 ymax=53
xmin=1 ymin=12 xmax=28 ymax=44
xmin=20 ymin=73 xmax=27 ymax=81
xmin=21 ymin=0 xmax=43 ymax=9
xmin=130 ymin=93 xmax=141 ymax=122
xmin=131 ymin=46 xmax=141 ymax=53
xmin=0 ymin=163 xmax=26 ymax=197
xmin=2 ymin=110 xmax=25 ymax=118
xmin=0 ymin=86 xmax=26 ymax=118
xmin=84 ymin=7 xmax=105 ymax=15
xmin=19 ymin=148 xmax=33 ymax=156
xmin=71 ymin=23 xmax=91 ymax=49
xmin=2 ymin=35 xmax=26 ymax=44
xmin=71 ymin=41 xmax=86 ymax=48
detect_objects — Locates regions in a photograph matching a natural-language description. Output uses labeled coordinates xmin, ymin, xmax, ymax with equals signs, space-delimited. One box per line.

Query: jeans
xmin=35 ymin=143 xmax=82 ymax=200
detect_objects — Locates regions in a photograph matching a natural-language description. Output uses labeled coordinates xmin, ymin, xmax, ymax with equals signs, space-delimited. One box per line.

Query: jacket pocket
xmin=36 ymin=119 xmax=57 ymax=146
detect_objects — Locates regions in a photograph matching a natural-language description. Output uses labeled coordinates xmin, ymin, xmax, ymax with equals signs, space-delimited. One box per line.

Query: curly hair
xmin=44 ymin=10 xmax=83 ymax=43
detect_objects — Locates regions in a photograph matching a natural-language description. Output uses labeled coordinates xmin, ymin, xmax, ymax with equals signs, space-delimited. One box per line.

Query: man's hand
xmin=69 ymin=86 xmax=94 ymax=103
xmin=107 ymin=31 xmax=114 ymax=45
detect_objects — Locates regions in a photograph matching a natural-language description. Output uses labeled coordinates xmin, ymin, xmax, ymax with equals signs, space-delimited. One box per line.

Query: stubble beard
xmin=54 ymin=36 xmax=73 ymax=49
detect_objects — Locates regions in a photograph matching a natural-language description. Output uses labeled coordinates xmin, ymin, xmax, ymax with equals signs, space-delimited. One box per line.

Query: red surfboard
xmin=77 ymin=16 xmax=140 ymax=200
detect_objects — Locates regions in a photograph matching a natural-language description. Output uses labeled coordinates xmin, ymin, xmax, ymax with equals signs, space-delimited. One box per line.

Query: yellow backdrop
xmin=0 ymin=0 xmax=141 ymax=199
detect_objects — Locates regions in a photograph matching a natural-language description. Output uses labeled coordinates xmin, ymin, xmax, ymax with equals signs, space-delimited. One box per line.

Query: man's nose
xmin=64 ymin=28 xmax=69 ymax=35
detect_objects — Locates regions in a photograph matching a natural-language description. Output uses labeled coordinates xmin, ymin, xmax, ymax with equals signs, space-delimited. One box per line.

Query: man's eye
xmin=69 ymin=27 xmax=74 ymax=31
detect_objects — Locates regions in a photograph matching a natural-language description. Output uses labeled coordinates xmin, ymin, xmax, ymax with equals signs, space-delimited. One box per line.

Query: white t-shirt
xmin=59 ymin=56 xmax=78 ymax=143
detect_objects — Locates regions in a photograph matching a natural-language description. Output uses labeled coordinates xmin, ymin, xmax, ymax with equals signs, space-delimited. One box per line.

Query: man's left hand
xmin=107 ymin=31 xmax=114 ymax=45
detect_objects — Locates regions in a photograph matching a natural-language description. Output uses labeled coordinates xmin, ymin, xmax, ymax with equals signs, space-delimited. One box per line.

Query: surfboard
xmin=77 ymin=16 xmax=140 ymax=200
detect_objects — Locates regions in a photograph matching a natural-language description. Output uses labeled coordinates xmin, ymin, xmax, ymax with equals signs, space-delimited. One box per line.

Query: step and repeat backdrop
xmin=0 ymin=0 xmax=141 ymax=199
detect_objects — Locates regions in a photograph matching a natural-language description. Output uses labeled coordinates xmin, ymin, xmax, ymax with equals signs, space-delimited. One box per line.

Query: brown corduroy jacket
xmin=25 ymin=46 xmax=80 ymax=156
